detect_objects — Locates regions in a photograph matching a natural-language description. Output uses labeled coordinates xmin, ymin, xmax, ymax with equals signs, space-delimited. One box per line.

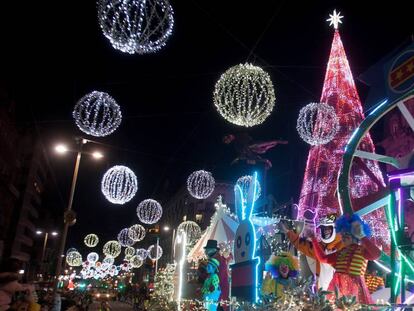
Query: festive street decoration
xmin=201 ymin=258 xmax=221 ymax=311
xmin=130 ymin=255 xmax=144 ymax=268
xmin=101 ymin=165 xmax=138 ymax=205
xmin=87 ymin=252 xmax=99 ymax=263
xmin=148 ymin=244 xmax=163 ymax=260
xmin=125 ymin=246 xmax=136 ymax=257
xmin=136 ymin=248 xmax=148 ymax=260
xmin=84 ymin=234 xmax=99 ymax=248
xmin=66 ymin=247 xmax=77 ymax=255
xmin=97 ymin=0 xmax=174 ymax=54
xmin=187 ymin=170 xmax=215 ymax=199
xmin=128 ymin=224 xmax=146 ymax=241
xmin=66 ymin=251 xmax=82 ymax=267
xmin=117 ymin=228 xmax=135 ymax=247
xmin=136 ymin=199 xmax=163 ymax=224
xmin=177 ymin=221 xmax=201 ymax=246
xmin=73 ymin=91 xmax=122 ymax=137
xmin=235 ymin=175 xmax=262 ymax=202
xmin=213 ymin=63 xmax=276 ymax=127
xmin=103 ymin=257 xmax=114 ymax=265
xmin=176 ymin=231 xmax=186 ymax=308
xmin=152 ymin=263 xmax=176 ymax=303
xmin=103 ymin=240 xmax=122 ymax=258
xmin=296 ymin=102 xmax=339 ymax=145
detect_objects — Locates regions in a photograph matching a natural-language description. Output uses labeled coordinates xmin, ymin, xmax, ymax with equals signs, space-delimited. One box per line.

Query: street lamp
xmin=55 ymin=144 xmax=68 ymax=154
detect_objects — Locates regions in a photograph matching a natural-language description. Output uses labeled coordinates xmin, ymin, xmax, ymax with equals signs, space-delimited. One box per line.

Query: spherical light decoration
xmin=66 ymin=251 xmax=82 ymax=267
xmin=103 ymin=240 xmax=122 ymax=258
xmin=117 ymin=228 xmax=135 ymax=247
xmin=125 ymin=246 xmax=136 ymax=257
xmin=101 ymin=165 xmax=138 ymax=205
xmin=136 ymin=199 xmax=163 ymax=224
xmin=136 ymin=248 xmax=148 ymax=260
xmin=296 ymin=102 xmax=339 ymax=146
xmin=235 ymin=175 xmax=262 ymax=202
xmin=213 ymin=63 xmax=276 ymax=127
xmin=73 ymin=91 xmax=122 ymax=137
xmin=147 ymin=244 xmax=163 ymax=260
xmin=130 ymin=255 xmax=144 ymax=268
xmin=128 ymin=224 xmax=146 ymax=242
xmin=84 ymin=234 xmax=99 ymax=248
xmin=103 ymin=257 xmax=114 ymax=265
xmin=177 ymin=221 xmax=201 ymax=244
xmin=87 ymin=252 xmax=99 ymax=263
xmin=66 ymin=248 xmax=77 ymax=255
xmin=97 ymin=0 xmax=174 ymax=55
xmin=187 ymin=170 xmax=215 ymax=199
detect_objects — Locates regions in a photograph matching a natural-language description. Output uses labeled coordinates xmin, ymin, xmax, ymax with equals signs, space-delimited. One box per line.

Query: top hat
xmin=204 ymin=239 xmax=219 ymax=250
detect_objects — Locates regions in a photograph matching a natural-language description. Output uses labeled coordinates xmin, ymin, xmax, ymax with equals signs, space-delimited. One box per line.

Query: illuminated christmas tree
xmin=297 ymin=11 xmax=389 ymax=244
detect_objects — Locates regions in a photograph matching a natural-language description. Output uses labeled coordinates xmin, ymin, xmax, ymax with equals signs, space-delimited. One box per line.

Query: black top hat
xmin=204 ymin=239 xmax=219 ymax=250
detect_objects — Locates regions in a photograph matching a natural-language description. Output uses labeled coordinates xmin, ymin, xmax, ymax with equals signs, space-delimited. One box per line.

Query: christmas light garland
xmin=101 ymin=165 xmax=138 ymax=205
xmin=187 ymin=170 xmax=215 ymax=199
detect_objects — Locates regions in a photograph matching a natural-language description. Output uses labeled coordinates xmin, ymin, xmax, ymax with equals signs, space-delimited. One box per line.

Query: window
xmin=195 ymin=214 xmax=203 ymax=223
xmin=183 ymin=215 xmax=187 ymax=222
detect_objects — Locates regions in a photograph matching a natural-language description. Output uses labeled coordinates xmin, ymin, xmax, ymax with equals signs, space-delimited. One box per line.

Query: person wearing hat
xmin=201 ymin=258 xmax=221 ymax=311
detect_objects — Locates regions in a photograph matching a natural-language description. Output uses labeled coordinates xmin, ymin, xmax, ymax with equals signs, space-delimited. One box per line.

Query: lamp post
xmin=36 ymin=230 xmax=58 ymax=280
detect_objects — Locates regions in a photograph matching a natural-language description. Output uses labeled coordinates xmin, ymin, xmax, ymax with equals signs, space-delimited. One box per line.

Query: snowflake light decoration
xmin=130 ymin=255 xmax=144 ymax=268
xmin=66 ymin=251 xmax=82 ymax=267
xmin=103 ymin=240 xmax=122 ymax=258
xmin=84 ymin=234 xmax=99 ymax=248
xmin=136 ymin=199 xmax=163 ymax=224
xmin=117 ymin=228 xmax=135 ymax=247
xmin=187 ymin=170 xmax=215 ymax=199
xmin=296 ymin=102 xmax=339 ymax=145
xmin=101 ymin=165 xmax=138 ymax=204
xmin=128 ymin=224 xmax=146 ymax=241
xmin=97 ymin=0 xmax=174 ymax=55
xmin=235 ymin=175 xmax=262 ymax=202
xmin=147 ymin=244 xmax=163 ymax=260
xmin=136 ymin=248 xmax=148 ymax=260
xmin=177 ymin=221 xmax=201 ymax=244
xmin=73 ymin=91 xmax=122 ymax=137
xmin=87 ymin=252 xmax=99 ymax=263
xmin=214 ymin=63 xmax=276 ymax=127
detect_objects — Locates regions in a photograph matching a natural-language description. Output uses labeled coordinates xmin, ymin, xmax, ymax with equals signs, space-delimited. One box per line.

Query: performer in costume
xmin=311 ymin=214 xmax=381 ymax=304
xmin=201 ymin=258 xmax=221 ymax=311
xmin=279 ymin=214 xmax=344 ymax=290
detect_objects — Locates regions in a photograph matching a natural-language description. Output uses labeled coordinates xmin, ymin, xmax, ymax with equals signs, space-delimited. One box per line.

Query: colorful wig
xmin=335 ymin=214 xmax=371 ymax=238
xmin=265 ymin=252 xmax=299 ymax=278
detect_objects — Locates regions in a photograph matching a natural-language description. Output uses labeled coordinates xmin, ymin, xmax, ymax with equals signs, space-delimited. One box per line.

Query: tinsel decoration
xmin=97 ymin=0 xmax=174 ymax=55
xmin=66 ymin=251 xmax=82 ymax=267
xmin=296 ymin=102 xmax=339 ymax=145
xmin=73 ymin=91 xmax=122 ymax=137
xmin=101 ymin=165 xmax=138 ymax=205
xmin=136 ymin=199 xmax=163 ymax=224
xmin=214 ymin=63 xmax=276 ymax=127
xmin=136 ymin=248 xmax=148 ymax=260
xmin=130 ymin=255 xmax=144 ymax=268
xmin=235 ymin=175 xmax=262 ymax=202
xmin=103 ymin=240 xmax=122 ymax=258
xmin=177 ymin=221 xmax=201 ymax=245
xmin=125 ymin=246 xmax=136 ymax=257
xmin=117 ymin=228 xmax=135 ymax=247
xmin=148 ymin=244 xmax=163 ymax=260
xmin=84 ymin=234 xmax=99 ymax=248
xmin=186 ymin=170 xmax=215 ymax=199
xmin=87 ymin=252 xmax=99 ymax=263
xmin=128 ymin=224 xmax=146 ymax=241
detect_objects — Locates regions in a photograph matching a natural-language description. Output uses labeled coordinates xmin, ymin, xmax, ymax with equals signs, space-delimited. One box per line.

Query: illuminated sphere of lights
xmin=147 ymin=244 xmax=163 ymax=260
xmin=125 ymin=247 xmax=136 ymax=257
xmin=136 ymin=199 xmax=163 ymax=224
xmin=296 ymin=102 xmax=339 ymax=146
xmin=136 ymin=248 xmax=148 ymax=260
xmin=213 ymin=63 xmax=276 ymax=127
xmin=235 ymin=175 xmax=262 ymax=201
xmin=130 ymin=255 xmax=144 ymax=268
xmin=101 ymin=165 xmax=138 ymax=204
xmin=66 ymin=248 xmax=77 ymax=255
xmin=73 ymin=91 xmax=122 ymax=137
xmin=128 ymin=224 xmax=146 ymax=242
xmin=187 ymin=170 xmax=215 ymax=199
xmin=97 ymin=0 xmax=174 ymax=55
xmin=177 ymin=221 xmax=201 ymax=243
xmin=87 ymin=252 xmax=99 ymax=263
xmin=66 ymin=251 xmax=82 ymax=267
xmin=103 ymin=240 xmax=122 ymax=258
xmin=84 ymin=234 xmax=99 ymax=248
xmin=117 ymin=228 xmax=135 ymax=247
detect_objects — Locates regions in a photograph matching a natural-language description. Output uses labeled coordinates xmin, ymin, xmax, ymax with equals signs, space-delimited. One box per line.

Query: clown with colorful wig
xmin=264 ymin=252 xmax=299 ymax=299
xmin=311 ymin=214 xmax=381 ymax=304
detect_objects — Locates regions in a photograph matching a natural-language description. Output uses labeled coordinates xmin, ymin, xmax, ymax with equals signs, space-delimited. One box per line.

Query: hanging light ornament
xmin=147 ymin=244 xmax=163 ymax=260
xmin=103 ymin=240 xmax=122 ymax=258
xmin=97 ymin=0 xmax=174 ymax=55
xmin=213 ymin=63 xmax=276 ymax=127
xmin=73 ymin=91 xmax=122 ymax=137
xmin=187 ymin=170 xmax=215 ymax=199
xmin=84 ymin=234 xmax=99 ymax=248
xmin=87 ymin=252 xmax=99 ymax=263
xmin=296 ymin=102 xmax=339 ymax=146
xmin=66 ymin=248 xmax=77 ymax=255
xmin=125 ymin=246 xmax=136 ymax=257
xmin=136 ymin=199 xmax=163 ymax=224
xmin=136 ymin=248 xmax=148 ymax=260
xmin=103 ymin=257 xmax=114 ymax=265
xmin=128 ymin=224 xmax=146 ymax=242
xmin=66 ymin=251 xmax=82 ymax=267
xmin=235 ymin=175 xmax=262 ymax=202
xmin=130 ymin=255 xmax=144 ymax=268
xmin=177 ymin=221 xmax=201 ymax=244
xmin=117 ymin=228 xmax=135 ymax=247
xmin=101 ymin=165 xmax=138 ymax=204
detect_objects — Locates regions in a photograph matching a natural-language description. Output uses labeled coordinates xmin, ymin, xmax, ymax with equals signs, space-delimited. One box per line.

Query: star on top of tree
xmin=326 ymin=9 xmax=343 ymax=29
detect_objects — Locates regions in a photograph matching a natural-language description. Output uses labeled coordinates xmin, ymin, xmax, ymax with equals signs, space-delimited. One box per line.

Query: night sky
xmin=1 ymin=1 xmax=412 ymax=251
